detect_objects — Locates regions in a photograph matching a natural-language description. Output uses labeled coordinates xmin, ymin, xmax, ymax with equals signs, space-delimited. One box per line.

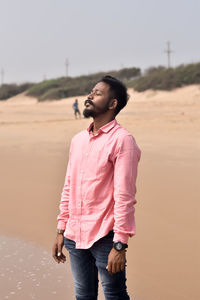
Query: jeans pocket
xmin=64 ymin=237 xmax=76 ymax=251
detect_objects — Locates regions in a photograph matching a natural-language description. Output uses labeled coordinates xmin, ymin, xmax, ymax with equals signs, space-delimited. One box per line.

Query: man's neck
xmin=92 ymin=116 xmax=115 ymax=135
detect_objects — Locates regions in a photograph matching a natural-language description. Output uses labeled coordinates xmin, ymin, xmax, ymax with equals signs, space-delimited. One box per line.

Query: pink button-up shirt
xmin=57 ymin=119 xmax=141 ymax=249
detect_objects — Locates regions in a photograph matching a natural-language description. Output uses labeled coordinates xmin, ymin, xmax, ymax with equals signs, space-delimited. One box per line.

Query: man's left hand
xmin=106 ymin=248 xmax=126 ymax=275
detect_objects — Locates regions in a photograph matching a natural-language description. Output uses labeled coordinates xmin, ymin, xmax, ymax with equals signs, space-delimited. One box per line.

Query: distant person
xmin=52 ymin=75 xmax=141 ymax=299
xmin=73 ymin=99 xmax=81 ymax=119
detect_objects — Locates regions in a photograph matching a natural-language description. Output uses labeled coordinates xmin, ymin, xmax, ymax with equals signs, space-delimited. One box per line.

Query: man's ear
xmin=109 ymin=99 xmax=118 ymax=110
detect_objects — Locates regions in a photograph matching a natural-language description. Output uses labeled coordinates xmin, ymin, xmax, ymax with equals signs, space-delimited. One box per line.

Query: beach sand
xmin=0 ymin=235 xmax=74 ymax=300
xmin=0 ymin=85 xmax=200 ymax=299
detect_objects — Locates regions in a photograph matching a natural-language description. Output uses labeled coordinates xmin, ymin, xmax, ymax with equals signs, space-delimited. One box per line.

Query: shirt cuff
xmin=113 ymin=232 xmax=129 ymax=244
xmin=57 ymin=220 xmax=67 ymax=231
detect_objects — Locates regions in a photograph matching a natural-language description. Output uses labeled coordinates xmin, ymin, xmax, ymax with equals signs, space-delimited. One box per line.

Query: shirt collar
xmin=87 ymin=119 xmax=117 ymax=135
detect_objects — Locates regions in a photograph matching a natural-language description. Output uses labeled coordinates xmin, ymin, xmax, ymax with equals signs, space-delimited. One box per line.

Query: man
xmin=73 ymin=99 xmax=81 ymax=119
xmin=52 ymin=75 xmax=141 ymax=299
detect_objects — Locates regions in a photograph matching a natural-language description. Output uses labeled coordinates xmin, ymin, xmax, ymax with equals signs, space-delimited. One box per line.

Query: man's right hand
xmin=52 ymin=233 xmax=66 ymax=264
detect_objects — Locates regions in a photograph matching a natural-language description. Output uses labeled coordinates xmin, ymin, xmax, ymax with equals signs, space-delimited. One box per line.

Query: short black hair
xmin=98 ymin=75 xmax=129 ymax=116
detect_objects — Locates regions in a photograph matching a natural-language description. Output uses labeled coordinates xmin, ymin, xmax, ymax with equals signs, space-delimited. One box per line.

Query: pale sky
xmin=0 ymin=0 xmax=199 ymax=83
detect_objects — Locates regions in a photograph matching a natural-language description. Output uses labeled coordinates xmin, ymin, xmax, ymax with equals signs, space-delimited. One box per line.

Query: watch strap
xmin=113 ymin=241 xmax=128 ymax=251
xmin=57 ymin=229 xmax=65 ymax=234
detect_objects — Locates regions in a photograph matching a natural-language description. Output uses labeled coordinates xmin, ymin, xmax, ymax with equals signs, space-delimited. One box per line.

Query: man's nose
xmin=88 ymin=91 xmax=94 ymax=99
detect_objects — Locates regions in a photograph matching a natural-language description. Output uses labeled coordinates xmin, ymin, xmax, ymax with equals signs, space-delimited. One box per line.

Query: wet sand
xmin=0 ymin=85 xmax=200 ymax=299
xmin=0 ymin=235 xmax=74 ymax=300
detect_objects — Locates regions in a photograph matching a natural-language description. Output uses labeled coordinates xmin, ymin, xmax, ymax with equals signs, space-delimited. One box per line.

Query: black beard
xmin=83 ymin=108 xmax=95 ymax=118
xmin=83 ymin=99 xmax=111 ymax=119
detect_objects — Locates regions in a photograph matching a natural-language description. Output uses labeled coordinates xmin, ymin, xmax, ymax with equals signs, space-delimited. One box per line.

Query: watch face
xmin=116 ymin=242 xmax=123 ymax=251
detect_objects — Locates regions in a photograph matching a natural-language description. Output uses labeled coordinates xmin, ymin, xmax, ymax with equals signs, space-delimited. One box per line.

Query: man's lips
xmin=84 ymin=99 xmax=94 ymax=108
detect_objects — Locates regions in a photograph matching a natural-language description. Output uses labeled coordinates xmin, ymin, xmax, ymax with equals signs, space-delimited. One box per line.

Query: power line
xmin=1 ymin=68 xmax=5 ymax=86
xmin=164 ymin=41 xmax=173 ymax=68
xmin=65 ymin=58 xmax=69 ymax=77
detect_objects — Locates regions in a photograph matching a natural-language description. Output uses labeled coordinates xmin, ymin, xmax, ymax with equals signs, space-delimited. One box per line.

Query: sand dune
xmin=0 ymin=85 xmax=200 ymax=299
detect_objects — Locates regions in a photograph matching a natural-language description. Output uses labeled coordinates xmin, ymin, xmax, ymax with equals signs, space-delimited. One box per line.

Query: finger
xmin=115 ymin=262 xmax=122 ymax=274
xmin=111 ymin=262 xmax=116 ymax=275
xmin=120 ymin=262 xmax=125 ymax=272
xmin=57 ymin=244 xmax=63 ymax=257
xmin=52 ymin=244 xmax=65 ymax=264
xmin=56 ymin=255 xmax=64 ymax=264
xmin=52 ymin=254 xmax=59 ymax=263
xmin=107 ymin=262 xmax=112 ymax=275
xmin=57 ymin=252 xmax=65 ymax=262
xmin=53 ymin=253 xmax=59 ymax=263
xmin=52 ymin=245 xmax=59 ymax=263
xmin=60 ymin=253 xmax=66 ymax=263
xmin=116 ymin=263 xmax=121 ymax=274
xmin=61 ymin=253 xmax=66 ymax=260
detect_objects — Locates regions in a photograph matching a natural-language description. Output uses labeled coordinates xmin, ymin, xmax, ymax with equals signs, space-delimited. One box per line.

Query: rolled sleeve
xmin=113 ymin=134 xmax=141 ymax=243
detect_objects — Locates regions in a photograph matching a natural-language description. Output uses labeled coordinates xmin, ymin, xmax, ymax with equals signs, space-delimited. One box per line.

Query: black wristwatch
xmin=113 ymin=241 xmax=128 ymax=251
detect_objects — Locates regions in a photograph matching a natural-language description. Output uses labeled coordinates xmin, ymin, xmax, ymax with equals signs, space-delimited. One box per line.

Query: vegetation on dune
xmin=0 ymin=82 xmax=34 ymax=101
xmin=131 ymin=63 xmax=200 ymax=92
xmin=0 ymin=62 xmax=200 ymax=101
xmin=26 ymin=67 xmax=141 ymax=101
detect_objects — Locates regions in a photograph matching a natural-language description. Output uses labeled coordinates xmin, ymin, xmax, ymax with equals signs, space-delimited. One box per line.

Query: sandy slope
xmin=0 ymin=85 xmax=200 ymax=299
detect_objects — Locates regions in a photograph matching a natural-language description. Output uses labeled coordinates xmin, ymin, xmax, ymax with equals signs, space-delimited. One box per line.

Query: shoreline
xmin=0 ymin=235 xmax=74 ymax=300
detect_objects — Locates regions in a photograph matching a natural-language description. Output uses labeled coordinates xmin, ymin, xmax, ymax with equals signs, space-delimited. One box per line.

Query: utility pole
xmin=65 ymin=58 xmax=69 ymax=77
xmin=1 ymin=68 xmax=4 ymax=86
xmin=164 ymin=41 xmax=173 ymax=68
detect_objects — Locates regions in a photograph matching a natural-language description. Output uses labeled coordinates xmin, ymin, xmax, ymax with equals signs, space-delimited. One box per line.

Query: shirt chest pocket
xmin=97 ymin=150 xmax=109 ymax=168
xmin=96 ymin=150 xmax=113 ymax=177
xmin=82 ymin=149 xmax=110 ymax=179
xmin=82 ymin=138 xmax=113 ymax=178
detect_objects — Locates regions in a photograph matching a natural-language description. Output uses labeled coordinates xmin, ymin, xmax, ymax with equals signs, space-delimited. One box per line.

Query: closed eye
xmin=89 ymin=89 xmax=102 ymax=96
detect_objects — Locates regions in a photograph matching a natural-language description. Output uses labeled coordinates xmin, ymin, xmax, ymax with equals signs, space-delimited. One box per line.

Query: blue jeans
xmin=64 ymin=231 xmax=130 ymax=300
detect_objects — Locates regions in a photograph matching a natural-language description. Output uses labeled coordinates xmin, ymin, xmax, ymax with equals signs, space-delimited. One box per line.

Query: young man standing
xmin=73 ymin=99 xmax=81 ymax=119
xmin=52 ymin=75 xmax=141 ymax=299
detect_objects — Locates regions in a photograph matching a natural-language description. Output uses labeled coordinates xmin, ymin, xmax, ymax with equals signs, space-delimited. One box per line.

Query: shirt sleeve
xmin=113 ymin=134 xmax=141 ymax=244
xmin=57 ymin=142 xmax=72 ymax=230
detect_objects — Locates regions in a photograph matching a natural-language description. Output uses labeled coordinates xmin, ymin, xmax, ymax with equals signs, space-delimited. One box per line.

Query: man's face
xmin=83 ymin=81 xmax=113 ymax=118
